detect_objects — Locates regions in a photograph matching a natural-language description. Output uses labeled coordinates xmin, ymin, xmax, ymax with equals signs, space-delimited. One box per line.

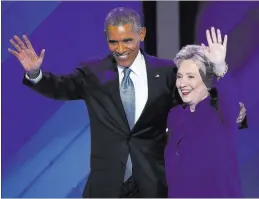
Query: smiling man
xmin=105 ymin=18 xmax=146 ymax=67
xmin=8 ymin=7 xmax=227 ymax=198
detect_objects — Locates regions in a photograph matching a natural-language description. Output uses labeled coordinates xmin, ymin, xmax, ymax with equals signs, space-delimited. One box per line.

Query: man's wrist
xmin=27 ymin=69 xmax=41 ymax=79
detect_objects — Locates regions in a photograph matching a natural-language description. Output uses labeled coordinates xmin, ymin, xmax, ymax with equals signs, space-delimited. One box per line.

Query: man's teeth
xmin=118 ymin=54 xmax=128 ymax=59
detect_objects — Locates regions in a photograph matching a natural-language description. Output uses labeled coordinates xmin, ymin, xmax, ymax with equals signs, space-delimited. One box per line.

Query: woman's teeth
xmin=182 ymin=90 xmax=192 ymax=96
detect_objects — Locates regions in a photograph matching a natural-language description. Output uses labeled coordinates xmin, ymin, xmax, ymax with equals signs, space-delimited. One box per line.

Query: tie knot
xmin=123 ymin=67 xmax=132 ymax=78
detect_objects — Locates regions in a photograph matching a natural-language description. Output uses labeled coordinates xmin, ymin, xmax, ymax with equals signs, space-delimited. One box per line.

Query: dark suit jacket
xmin=23 ymin=51 xmax=176 ymax=198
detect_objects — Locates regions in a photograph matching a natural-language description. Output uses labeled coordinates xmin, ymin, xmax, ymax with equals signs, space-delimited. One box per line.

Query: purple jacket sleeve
xmin=213 ymin=73 xmax=248 ymax=129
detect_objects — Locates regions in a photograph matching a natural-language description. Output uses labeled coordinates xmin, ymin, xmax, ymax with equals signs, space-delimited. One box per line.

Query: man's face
xmin=106 ymin=23 xmax=146 ymax=67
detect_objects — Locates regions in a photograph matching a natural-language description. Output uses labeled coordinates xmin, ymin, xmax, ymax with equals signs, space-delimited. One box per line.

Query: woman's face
xmin=176 ymin=59 xmax=208 ymax=106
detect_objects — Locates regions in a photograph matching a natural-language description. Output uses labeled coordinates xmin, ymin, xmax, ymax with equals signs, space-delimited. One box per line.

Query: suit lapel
xmin=132 ymin=53 xmax=159 ymax=132
xmin=104 ymin=57 xmax=130 ymax=132
xmin=103 ymin=52 xmax=161 ymax=133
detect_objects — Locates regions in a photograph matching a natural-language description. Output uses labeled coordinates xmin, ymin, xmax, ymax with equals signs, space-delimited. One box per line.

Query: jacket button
xmin=127 ymin=135 xmax=131 ymax=141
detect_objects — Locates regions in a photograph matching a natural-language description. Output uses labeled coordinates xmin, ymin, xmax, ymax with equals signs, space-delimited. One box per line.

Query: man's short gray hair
xmin=174 ymin=45 xmax=214 ymax=89
xmin=104 ymin=7 xmax=142 ymax=33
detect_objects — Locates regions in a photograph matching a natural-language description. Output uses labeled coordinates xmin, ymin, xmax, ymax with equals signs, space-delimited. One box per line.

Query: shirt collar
xmin=117 ymin=50 xmax=144 ymax=76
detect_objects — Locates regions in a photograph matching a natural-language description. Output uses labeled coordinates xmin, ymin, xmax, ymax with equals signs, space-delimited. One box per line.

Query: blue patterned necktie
xmin=120 ymin=67 xmax=135 ymax=182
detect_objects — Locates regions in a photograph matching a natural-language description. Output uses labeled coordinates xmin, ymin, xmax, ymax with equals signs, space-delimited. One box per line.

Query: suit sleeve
xmin=22 ymin=66 xmax=89 ymax=100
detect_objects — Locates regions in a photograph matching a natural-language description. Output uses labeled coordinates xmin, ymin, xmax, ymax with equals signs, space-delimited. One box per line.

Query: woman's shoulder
xmin=167 ymin=105 xmax=186 ymax=129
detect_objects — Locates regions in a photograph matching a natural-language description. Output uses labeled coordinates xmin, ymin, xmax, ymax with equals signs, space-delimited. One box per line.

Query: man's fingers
xmin=39 ymin=49 xmax=45 ymax=60
xmin=14 ymin=35 xmax=27 ymax=50
xmin=236 ymin=101 xmax=247 ymax=123
xmin=239 ymin=108 xmax=246 ymax=116
xmin=10 ymin=39 xmax=22 ymax=52
xmin=8 ymin=48 xmax=19 ymax=57
xmin=239 ymin=102 xmax=246 ymax=112
xmin=236 ymin=113 xmax=246 ymax=123
xmin=22 ymin=34 xmax=34 ymax=50
xmin=236 ymin=117 xmax=245 ymax=123
xmin=236 ymin=118 xmax=242 ymax=123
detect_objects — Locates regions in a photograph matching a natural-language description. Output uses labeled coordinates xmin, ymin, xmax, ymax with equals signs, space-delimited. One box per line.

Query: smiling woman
xmin=165 ymin=28 xmax=247 ymax=198
xmin=174 ymin=45 xmax=214 ymax=112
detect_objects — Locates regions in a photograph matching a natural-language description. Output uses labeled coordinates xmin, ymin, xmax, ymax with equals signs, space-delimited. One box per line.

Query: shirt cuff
xmin=25 ymin=70 xmax=42 ymax=84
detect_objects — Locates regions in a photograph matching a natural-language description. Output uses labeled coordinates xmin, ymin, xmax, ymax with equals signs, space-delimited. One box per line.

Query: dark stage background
xmin=2 ymin=1 xmax=259 ymax=197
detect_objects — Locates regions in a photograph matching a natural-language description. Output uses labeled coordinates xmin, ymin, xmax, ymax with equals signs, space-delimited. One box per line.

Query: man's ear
xmin=104 ymin=31 xmax=108 ymax=40
xmin=140 ymin=27 xmax=146 ymax=42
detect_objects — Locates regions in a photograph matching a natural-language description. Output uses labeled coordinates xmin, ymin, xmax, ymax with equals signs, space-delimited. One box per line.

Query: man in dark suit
xmin=8 ymin=7 xmax=227 ymax=198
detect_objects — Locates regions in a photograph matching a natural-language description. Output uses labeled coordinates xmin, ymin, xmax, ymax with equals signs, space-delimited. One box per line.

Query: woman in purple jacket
xmin=165 ymin=27 xmax=247 ymax=197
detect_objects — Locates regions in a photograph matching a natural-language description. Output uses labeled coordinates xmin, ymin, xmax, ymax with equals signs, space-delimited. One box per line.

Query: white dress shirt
xmin=26 ymin=50 xmax=148 ymax=124
xmin=117 ymin=51 xmax=148 ymax=124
